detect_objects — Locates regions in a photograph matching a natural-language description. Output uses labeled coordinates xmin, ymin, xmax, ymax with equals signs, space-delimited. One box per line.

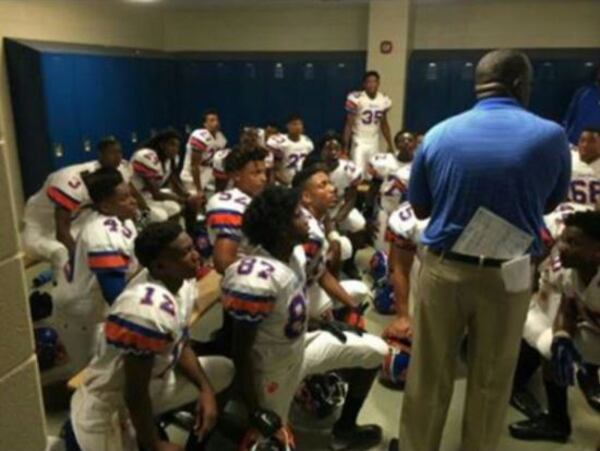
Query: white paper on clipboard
xmin=451 ymin=207 xmax=533 ymax=260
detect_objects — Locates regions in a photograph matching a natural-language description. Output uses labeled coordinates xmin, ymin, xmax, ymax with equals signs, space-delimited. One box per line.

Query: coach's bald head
xmin=475 ymin=49 xmax=533 ymax=106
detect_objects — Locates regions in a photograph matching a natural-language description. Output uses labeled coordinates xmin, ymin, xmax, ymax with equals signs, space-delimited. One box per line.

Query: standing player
xmin=343 ymin=71 xmax=394 ymax=172
xmin=69 ymin=222 xmax=234 ymax=451
xmin=130 ymin=129 xmax=203 ymax=232
xmin=23 ymin=138 xmax=131 ymax=275
xmin=181 ymin=109 xmax=228 ymax=196
xmin=45 ymin=168 xmax=139 ymax=383
xmin=223 ymin=186 xmax=386 ymax=450
xmin=568 ymin=126 xmax=600 ymax=209
xmin=367 ymin=130 xmax=417 ymax=252
xmin=206 ymin=147 xmax=268 ymax=274
xmin=266 ymin=114 xmax=314 ymax=186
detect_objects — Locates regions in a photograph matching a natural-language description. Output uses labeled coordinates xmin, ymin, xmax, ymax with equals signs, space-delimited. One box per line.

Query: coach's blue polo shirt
xmin=408 ymin=97 xmax=571 ymax=257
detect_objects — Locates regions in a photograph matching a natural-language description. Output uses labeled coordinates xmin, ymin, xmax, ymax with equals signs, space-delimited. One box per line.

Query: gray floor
xmin=36 ymin=258 xmax=599 ymax=451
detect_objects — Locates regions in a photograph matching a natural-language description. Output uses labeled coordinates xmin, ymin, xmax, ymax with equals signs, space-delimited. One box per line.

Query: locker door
xmin=448 ymin=59 xmax=476 ymax=117
xmin=264 ymin=60 xmax=300 ymax=131
xmin=41 ymin=53 xmax=81 ymax=169
xmin=178 ymin=60 xmax=217 ymax=135
xmin=215 ymin=61 xmax=242 ymax=139
xmin=297 ymin=61 xmax=326 ymax=139
xmin=103 ymin=56 xmax=139 ymax=157
xmin=73 ymin=54 xmax=109 ymax=162
xmin=239 ymin=61 xmax=264 ymax=127
xmin=324 ymin=58 xmax=365 ymax=134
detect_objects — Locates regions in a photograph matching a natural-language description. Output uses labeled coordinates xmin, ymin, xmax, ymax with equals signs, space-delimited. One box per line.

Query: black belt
xmin=428 ymin=248 xmax=507 ymax=268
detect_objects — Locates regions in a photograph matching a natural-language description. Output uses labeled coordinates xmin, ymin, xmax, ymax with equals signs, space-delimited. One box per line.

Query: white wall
xmin=413 ymin=0 xmax=600 ymax=50
xmin=163 ymin=4 xmax=368 ymax=52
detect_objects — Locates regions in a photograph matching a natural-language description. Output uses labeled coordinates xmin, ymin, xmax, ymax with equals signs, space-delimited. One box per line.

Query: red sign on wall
xmin=380 ymin=40 xmax=393 ymax=54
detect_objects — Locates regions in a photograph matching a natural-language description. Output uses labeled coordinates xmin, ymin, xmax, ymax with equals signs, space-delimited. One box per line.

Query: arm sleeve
xmin=221 ymin=259 xmax=278 ymax=323
xmin=96 ymin=271 xmax=127 ymax=305
xmin=46 ymin=171 xmax=86 ymax=212
xmin=345 ymin=93 xmax=359 ymax=114
xmin=206 ymin=209 xmax=243 ymax=242
xmin=131 ymin=151 xmax=161 ymax=181
xmin=407 ymin=146 xmax=432 ymax=210
xmin=104 ymin=312 xmax=173 ymax=355
xmin=188 ymin=132 xmax=209 ymax=154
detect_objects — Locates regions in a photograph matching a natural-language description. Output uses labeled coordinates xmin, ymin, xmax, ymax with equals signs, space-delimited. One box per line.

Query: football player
xmin=206 ymin=147 xmax=268 ymax=274
xmin=43 ymin=168 xmax=139 ymax=384
xmin=130 ymin=129 xmax=203 ymax=233
xmin=223 ymin=186 xmax=387 ymax=450
xmin=343 ymin=71 xmax=393 ymax=172
xmin=69 ymin=222 xmax=234 ymax=451
xmin=367 ymin=130 xmax=417 ymax=252
xmin=510 ymin=211 xmax=600 ymax=442
xmin=23 ymin=137 xmax=131 ymax=275
xmin=266 ymin=114 xmax=314 ymax=186
xmin=181 ymin=109 xmax=228 ymax=197
xmin=291 ymin=164 xmax=370 ymax=318
xmin=567 ymin=126 xmax=600 ymax=209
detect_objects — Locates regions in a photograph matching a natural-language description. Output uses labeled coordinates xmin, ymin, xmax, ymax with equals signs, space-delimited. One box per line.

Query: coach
xmin=397 ymin=50 xmax=571 ymax=451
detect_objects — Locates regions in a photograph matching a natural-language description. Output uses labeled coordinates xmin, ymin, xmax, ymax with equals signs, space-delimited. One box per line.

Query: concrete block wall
xmin=0 ymin=134 xmax=46 ymax=450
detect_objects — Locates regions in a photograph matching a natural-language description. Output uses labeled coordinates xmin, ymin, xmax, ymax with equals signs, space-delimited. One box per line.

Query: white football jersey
xmin=543 ymin=202 xmax=593 ymax=240
xmin=561 ymin=267 xmax=600 ymax=337
xmin=367 ymin=152 xmax=400 ymax=181
xmin=222 ymin=248 xmax=307 ymax=371
xmin=205 ymin=187 xmax=252 ymax=249
xmin=386 ymin=202 xmax=428 ymax=250
xmin=301 ymin=207 xmax=329 ymax=287
xmin=345 ymin=91 xmax=392 ymax=143
xmin=567 ymin=152 xmax=600 ymax=208
xmin=79 ymin=269 xmax=197 ymax=407
xmin=266 ymin=134 xmax=314 ymax=185
xmin=130 ymin=148 xmax=178 ymax=194
xmin=24 ymin=161 xmax=98 ymax=229
xmin=329 ymin=159 xmax=362 ymax=215
xmin=53 ymin=211 xmax=138 ymax=321
xmin=182 ymin=128 xmax=227 ymax=174
xmin=380 ymin=163 xmax=411 ymax=213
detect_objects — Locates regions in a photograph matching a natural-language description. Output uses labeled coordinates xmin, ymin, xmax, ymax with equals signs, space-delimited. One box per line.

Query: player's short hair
xmin=202 ymin=108 xmax=219 ymax=124
xmin=581 ymin=125 xmax=600 ymax=136
xmin=564 ymin=211 xmax=600 ymax=242
xmin=363 ymin=71 xmax=380 ymax=82
xmin=224 ymin=146 xmax=268 ymax=174
xmin=242 ymin=186 xmax=301 ymax=250
xmin=264 ymin=120 xmax=280 ymax=130
xmin=141 ymin=128 xmax=181 ymax=152
xmin=291 ymin=163 xmax=329 ymax=191
xmin=286 ymin=113 xmax=303 ymax=124
xmin=319 ymin=130 xmax=342 ymax=149
xmin=85 ymin=168 xmax=124 ymax=205
xmin=135 ymin=221 xmax=184 ymax=268
xmin=97 ymin=136 xmax=120 ymax=154
xmin=394 ymin=130 xmax=415 ymax=143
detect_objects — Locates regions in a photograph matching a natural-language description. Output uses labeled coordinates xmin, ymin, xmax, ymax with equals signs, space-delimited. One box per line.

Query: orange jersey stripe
xmin=105 ymin=321 xmax=171 ymax=353
xmin=207 ymin=213 xmax=242 ymax=228
xmin=88 ymin=254 xmax=130 ymax=269
xmin=47 ymin=187 xmax=80 ymax=212
xmin=222 ymin=296 xmax=274 ymax=315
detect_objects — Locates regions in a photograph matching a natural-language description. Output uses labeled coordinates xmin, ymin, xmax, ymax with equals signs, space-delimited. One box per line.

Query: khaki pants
xmin=399 ymin=251 xmax=530 ymax=451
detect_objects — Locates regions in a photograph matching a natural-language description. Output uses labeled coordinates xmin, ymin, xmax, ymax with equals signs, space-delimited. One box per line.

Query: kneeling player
xmin=223 ymin=186 xmax=387 ymax=450
xmin=69 ymin=222 xmax=234 ymax=451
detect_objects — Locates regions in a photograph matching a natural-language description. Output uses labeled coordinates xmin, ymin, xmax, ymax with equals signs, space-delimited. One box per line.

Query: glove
xmin=333 ymin=302 xmax=369 ymax=329
xmin=551 ymin=335 xmax=582 ymax=386
xmin=320 ymin=319 xmax=364 ymax=343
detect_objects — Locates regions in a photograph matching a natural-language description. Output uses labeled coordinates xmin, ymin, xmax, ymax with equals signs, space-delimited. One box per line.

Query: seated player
xmin=266 ymin=114 xmax=314 ymax=186
xmin=366 ymin=130 xmax=417 ymax=252
xmin=181 ymin=109 xmax=228 ymax=197
xmin=212 ymin=127 xmax=274 ymax=192
xmin=43 ymin=168 xmax=139 ymax=383
xmin=509 ymin=211 xmax=600 ymax=442
xmin=130 ymin=128 xmax=203 ymax=232
xmin=567 ymin=125 xmax=600 ymax=209
xmin=223 ymin=186 xmax=387 ymax=450
xmin=69 ymin=222 xmax=235 ymax=451
xmin=380 ymin=202 xmax=429 ymax=339
xmin=206 ymin=147 xmax=268 ymax=274
xmin=292 ymin=164 xmax=370 ymax=319
xmin=22 ymin=137 xmax=131 ymax=275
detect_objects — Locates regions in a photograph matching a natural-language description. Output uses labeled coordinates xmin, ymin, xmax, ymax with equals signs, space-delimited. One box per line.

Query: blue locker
xmin=214 ymin=61 xmax=242 ymax=139
xmin=297 ymin=61 xmax=326 ymax=139
xmin=40 ymin=53 xmax=82 ymax=168
xmin=238 ymin=61 xmax=266 ymax=127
